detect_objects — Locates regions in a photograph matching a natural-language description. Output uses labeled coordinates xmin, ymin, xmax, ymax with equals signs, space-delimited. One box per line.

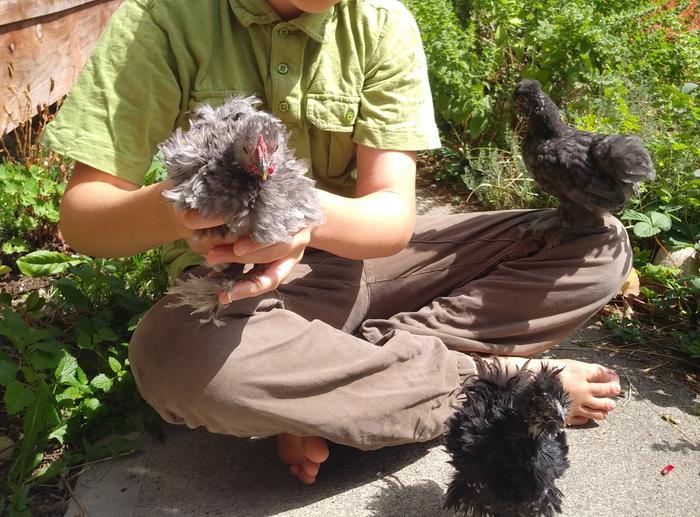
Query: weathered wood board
xmin=0 ymin=0 xmax=124 ymax=135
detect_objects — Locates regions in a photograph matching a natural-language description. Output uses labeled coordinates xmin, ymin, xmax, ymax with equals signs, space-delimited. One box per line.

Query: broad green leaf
xmin=74 ymin=318 xmax=95 ymax=350
xmin=0 ymin=308 xmax=29 ymax=346
xmin=108 ymin=356 xmax=122 ymax=374
xmin=56 ymin=386 xmax=84 ymax=403
xmin=0 ymin=359 xmax=18 ymax=386
xmin=620 ymin=209 xmax=651 ymax=223
xmin=48 ymin=424 xmax=68 ymax=446
xmin=53 ymin=280 xmax=90 ymax=310
xmin=4 ymin=381 xmax=35 ymax=415
xmin=81 ymin=398 xmax=101 ymax=412
xmin=16 ymin=251 xmax=85 ymax=278
xmin=0 ymin=264 xmax=10 ymax=276
xmin=649 ymin=212 xmax=672 ymax=232
xmin=97 ymin=326 xmax=119 ymax=342
xmin=90 ymin=374 xmax=113 ymax=392
xmin=633 ymin=221 xmax=659 ymax=238
xmin=76 ymin=366 xmax=88 ymax=385
xmin=55 ymin=353 xmax=78 ymax=384
xmin=29 ymin=349 xmax=62 ymax=372
xmin=690 ymin=277 xmax=700 ymax=293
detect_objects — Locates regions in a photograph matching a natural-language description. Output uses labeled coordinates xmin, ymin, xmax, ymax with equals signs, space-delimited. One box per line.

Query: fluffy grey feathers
xmin=159 ymin=96 xmax=324 ymax=325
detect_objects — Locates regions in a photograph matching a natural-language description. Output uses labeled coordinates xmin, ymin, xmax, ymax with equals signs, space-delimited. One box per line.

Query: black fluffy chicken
xmin=159 ymin=96 xmax=324 ymax=325
xmin=445 ymin=358 xmax=571 ymax=517
xmin=512 ymin=79 xmax=656 ymax=246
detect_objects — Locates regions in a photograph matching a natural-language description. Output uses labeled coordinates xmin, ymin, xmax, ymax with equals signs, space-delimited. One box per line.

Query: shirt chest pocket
xmin=306 ymin=94 xmax=360 ymax=179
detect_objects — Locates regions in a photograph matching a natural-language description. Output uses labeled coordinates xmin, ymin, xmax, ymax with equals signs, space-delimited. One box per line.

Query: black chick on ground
xmin=159 ymin=96 xmax=324 ymax=326
xmin=512 ymin=79 xmax=656 ymax=247
xmin=445 ymin=358 xmax=571 ymax=517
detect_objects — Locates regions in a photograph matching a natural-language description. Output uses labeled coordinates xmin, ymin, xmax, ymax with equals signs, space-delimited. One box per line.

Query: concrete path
xmin=65 ymin=188 xmax=700 ymax=517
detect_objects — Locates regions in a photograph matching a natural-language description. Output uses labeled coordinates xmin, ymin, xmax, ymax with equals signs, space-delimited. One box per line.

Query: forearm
xmin=59 ymin=167 xmax=182 ymax=258
xmin=310 ymin=188 xmax=415 ymax=260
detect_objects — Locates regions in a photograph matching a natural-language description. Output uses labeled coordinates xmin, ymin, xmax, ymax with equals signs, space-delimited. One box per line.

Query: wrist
xmin=153 ymin=181 xmax=193 ymax=242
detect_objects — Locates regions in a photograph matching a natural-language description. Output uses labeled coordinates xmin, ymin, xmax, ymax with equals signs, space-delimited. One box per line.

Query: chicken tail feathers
xmin=593 ymin=135 xmax=656 ymax=193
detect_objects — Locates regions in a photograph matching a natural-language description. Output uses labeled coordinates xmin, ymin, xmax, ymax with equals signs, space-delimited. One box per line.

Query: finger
xmin=207 ymin=240 xmax=277 ymax=265
xmin=218 ymin=257 xmax=299 ymax=303
xmin=224 ymin=241 xmax=293 ymax=265
xmin=181 ymin=210 xmax=225 ymax=230
xmin=231 ymin=235 xmax=268 ymax=257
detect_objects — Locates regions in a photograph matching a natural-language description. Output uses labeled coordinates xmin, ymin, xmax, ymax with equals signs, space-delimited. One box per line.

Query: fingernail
xmin=613 ymin=383 xmax=621 ymax=394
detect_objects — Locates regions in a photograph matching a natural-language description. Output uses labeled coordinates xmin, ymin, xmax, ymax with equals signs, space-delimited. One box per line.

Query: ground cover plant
xmin=1 ymin=1 xmax=699 ymax=515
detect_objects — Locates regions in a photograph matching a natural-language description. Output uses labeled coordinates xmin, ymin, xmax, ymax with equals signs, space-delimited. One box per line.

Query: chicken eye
xmin=233 ymin=112 xmax=245 ymax=122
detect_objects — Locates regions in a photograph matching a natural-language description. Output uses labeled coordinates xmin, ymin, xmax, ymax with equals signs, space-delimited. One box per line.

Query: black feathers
xmin=512 ymin=80 xmax=656 ymax=244
xmin=444 ymin=358 xmax=571 ymax=517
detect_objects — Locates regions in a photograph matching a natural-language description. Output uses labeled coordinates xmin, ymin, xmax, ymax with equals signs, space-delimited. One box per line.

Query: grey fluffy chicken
xmin=512 ymin=79 xmax=656 ymax=246
xmin=444 ymin=358 xmax=571 ymax=517
xmin=160 ymin=96 xmax=324 ymax=326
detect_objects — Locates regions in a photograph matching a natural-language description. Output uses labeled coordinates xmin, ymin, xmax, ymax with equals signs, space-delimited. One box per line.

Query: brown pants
xmin=129 ymin=210 xmax=631 ymax=450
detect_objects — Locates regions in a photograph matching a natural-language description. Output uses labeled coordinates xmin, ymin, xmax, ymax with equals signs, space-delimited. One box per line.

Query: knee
xmin=591 ymin=215 xmax=633 ymax=297
xmin=128 ymin=298 xmax=249 ymax=426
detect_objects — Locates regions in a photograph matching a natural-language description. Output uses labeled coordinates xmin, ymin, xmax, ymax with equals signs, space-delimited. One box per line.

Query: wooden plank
xmin=0 ymin=0 xmax=98 ymax=26
xmin=0 ymin=0 xmax=124 ymax=135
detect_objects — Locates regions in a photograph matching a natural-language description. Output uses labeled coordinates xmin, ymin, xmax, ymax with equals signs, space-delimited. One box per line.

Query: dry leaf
xmin=620 ymin=268 xmax=641 ymax=298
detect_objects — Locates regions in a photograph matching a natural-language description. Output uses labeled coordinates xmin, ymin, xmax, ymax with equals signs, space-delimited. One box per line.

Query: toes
xmin=580 ymin=406 xmax=610 ymax=421
xmin=585 ymin=396 xmax=617 ymax=412
xmin=589 ymin=382 xmax=621 ymax=398
xmin=300 ymin=458 xmax=320 ymax=479
xmin=567 ymin=416 xmax=590 ymax=426
xmin=586 ymin=364 xmax=619 ymax=383
xmin=289 ymin=463 xmax=300 ymax=477
xmin=297 ymin=468 xmax=317 ymax=485
xmin=278 ymin=433 xmax=304 ymax=465
xmin=303 ymin=436 xmax=329 ymax=463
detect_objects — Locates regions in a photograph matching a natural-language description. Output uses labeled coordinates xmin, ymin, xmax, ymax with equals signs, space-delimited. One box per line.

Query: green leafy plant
xmin=0 ymin=161 xmax=67 ymax=261
xmin=0 ymin=252 xmax=166 ymax=514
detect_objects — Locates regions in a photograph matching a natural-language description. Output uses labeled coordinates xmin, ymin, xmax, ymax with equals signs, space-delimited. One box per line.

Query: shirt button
xmin=277 ymin=63 xmax=289 ymax=75
xmin=278 ymin=101 xmax=290 ymax=112
xmin=278 ymin=27 xmax=289 ymax=38
xmin=345 ymin=110 xmax=355 ymax=123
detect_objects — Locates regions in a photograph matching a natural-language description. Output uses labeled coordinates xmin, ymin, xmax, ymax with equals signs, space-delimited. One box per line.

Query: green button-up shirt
xmin=42 ymin=0 xmax=441 ymax=279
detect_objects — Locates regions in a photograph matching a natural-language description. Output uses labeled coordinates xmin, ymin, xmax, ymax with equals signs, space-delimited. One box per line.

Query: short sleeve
xmin=41 ymin=0 xmax=182 ymax=185
xmin=353 ymin=4 xmax=441 ymax=151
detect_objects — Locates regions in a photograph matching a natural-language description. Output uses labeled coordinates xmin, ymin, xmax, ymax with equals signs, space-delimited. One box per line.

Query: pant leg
xmin=360 ymin=210 xmax=632 ymax=355
xmin=129 ymin=251 xmax=474 ymax=450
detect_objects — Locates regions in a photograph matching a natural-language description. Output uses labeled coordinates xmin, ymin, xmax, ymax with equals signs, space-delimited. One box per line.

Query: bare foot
xmin=492 ymin=357 xmax=621 ymax=426
xmin=277 ymin=433 xmax=329 ymax=484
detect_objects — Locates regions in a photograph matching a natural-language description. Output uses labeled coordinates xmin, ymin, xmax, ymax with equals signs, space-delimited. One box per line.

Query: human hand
xmin=207 ymin=227 xmax=313 ymax=303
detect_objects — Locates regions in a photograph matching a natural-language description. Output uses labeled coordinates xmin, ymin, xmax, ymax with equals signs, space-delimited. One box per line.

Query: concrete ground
xmin=65 ymin=188 xmax=700 ymax=517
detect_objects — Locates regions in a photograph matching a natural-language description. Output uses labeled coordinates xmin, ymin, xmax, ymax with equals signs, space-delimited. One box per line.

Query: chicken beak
xmin=554 ymin=399 xmax=566 ymax=426
xmin=254 ymin=135 xmax=271 ymax=181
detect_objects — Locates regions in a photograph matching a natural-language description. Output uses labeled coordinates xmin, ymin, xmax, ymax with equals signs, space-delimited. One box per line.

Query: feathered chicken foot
xmin=166 ymin=263 xmax=268 ymax=327
xmin=520 ymin=208 xmax=607 ymax=248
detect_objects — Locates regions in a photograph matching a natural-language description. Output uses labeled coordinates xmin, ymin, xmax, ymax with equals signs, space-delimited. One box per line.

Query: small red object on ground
xmin=661 ymin=464 xmax=675 ymax=476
